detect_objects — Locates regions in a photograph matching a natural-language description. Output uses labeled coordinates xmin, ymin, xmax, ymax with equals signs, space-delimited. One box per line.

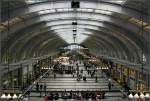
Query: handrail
xmin=99 ymin=55 xmax=150 ymax=74
xmin=119 ymin=90 xmax=131 ymax=100
xmin=1 ymin=55 xmax=51 ymax=75
xmin=1 ymin=55 xmax=50 ymax=67
xmin=18 ymin=66 xmax=54 ymax=100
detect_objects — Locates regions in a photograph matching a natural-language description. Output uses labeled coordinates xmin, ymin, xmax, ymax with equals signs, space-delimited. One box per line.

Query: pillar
xmin=148 ymin=1 xmax=150 ymax=92
xmin=0 ymin=0 xmax=2 ymax=93
xmin=135 ymin=70 xmax=138 ymax=90
xmin=120 ymin=65 xmax=123 ymax=84
xmin=127 ymin=68 xmax=130 ymax=87
xmin=0 ymin=67 xmax=2 ymax=94
xmin=18 ymin=64 xmax=23 ymax=90
xmin=148 ymin=0 xmax=150 ymax=65
xmin=148 ymin=73 xmax=150 ymax=91
xmin=26 ymin=65 xmax=29 ymax=86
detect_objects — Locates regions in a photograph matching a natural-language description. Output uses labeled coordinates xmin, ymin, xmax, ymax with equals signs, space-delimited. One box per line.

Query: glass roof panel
xmin=38 ymin=9 xmax=56 ymax=14
xmin=50 ymin=26 xmax=97 ymax=44
xmin=77 ymin=8 xmax=94 ymax=12
xmin=54 ymin=29 xmax=90 ymax=44
xmin=25 ymin=0 xmax=127 ymax=5
xmin=51 ymin=25 xmax=99 ymax=30
xmin=53 ymin=28 xmax=93 ymax=35
xmin=46 ymin=20 xmax=103 ymax=27
xmin=95 ymin=9 xmax=112 ymax=15
xmin=104 ymin=0 xmax=127 ymax=5
xmin=57 ymin=8 xmax=73 ymax=12
xmin=25 ymin=0 xmax=47 ymax=4
xmin=64 ymin=44 xmax=84 ymax=50
xmin=23 ymin=0 xmax=144 ymax=46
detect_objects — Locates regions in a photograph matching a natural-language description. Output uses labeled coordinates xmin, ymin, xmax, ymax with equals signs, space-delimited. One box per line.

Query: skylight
xmin=51 ymin=25 xmax=99 ymax=31
xmin=104 ymin=0 xmax=127 ymax=5
xmin=55 ymin=31 xmax=89 ymax=44
xmin=25 ymin=0 xmax=47 ymax=4
xmin=57 ymin=8 xmax=73 ymax=12
xmin=53 ymin=29 xmax=92 ymax=35
xmin=77 ymin=8 xmax=94 ymax=12
xmin=38 ymin=9 xmax=56 ymax=14
xmin=64 ymin=44 xmax=84 ymax=50
xmin=25 ymin=0 xmax=118 ymax=45
xmin=95 ymin=9 xmax=112 ymax=15
xmin=53 ymin=29 xmax=91 ymax=44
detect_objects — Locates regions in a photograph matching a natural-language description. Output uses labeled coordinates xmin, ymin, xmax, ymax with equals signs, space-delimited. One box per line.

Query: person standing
xmin=44 ymin=83 xmax=47 ymax=95
xmin=73 ymin=72 xmax=75 ymax=78
xmin=36 ymin=82 xmax=39 ymax=91
xmin=54 ymin=73 xmax=56 ymax=78
xmin=108 ymin=79 xmax=112 ymax=91
xmin=108 ymin=82 xmax=111 ymax=91
xmin=40 ymin=84 xmax=43 ymax=96
xmin=83 ymin=73 xmax=86 ymax=81
xmin=44 ymin=95 xmax=48 ymax=101
xmin=95 ymin=75 xmax=98 ymax=82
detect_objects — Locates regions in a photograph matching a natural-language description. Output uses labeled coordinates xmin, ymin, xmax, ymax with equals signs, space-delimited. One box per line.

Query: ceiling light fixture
xmin=12 ymin=94 xmax=18 ymax=99
xmin=1 ymin=94 xmax=6 ymax=99
xmin=6 ymin=94 xmax=11 ymax=99
xmin=145 ymin=93 xmax=150 ymax=98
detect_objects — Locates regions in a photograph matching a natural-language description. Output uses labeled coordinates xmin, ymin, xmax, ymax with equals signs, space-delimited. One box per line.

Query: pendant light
xmin=1 ymin=94 xmax=7 ymax=99
xmin=6 ymin=94 xmax=11 ymax=99
xmin=133 ymin=93 xmax=139 ymax=98
xmin=12 ymin=94 xmax=18 ymax=99
xmin=145 ymin=93 xmax=150 ymax=98
xmin=128 ymin=93 xmax=133 ymax=98
xmin=140 ymin=92 xmax=145 ymax=99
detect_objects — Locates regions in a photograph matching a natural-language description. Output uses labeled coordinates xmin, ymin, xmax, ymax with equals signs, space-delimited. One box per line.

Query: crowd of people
xmin=52 ymin=61 xmax=99 ymax=82
xmin=52 ymin=60 xmax=113 ymax=90
xmin=43 ymin=90 xmax=105 ymax=101
xmin=33 ymin=60 xmax=112 ymax=101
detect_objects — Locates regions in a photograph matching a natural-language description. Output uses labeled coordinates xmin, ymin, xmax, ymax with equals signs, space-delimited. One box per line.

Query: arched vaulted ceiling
xmin=0 ymin=0 xmax=149 ymax=65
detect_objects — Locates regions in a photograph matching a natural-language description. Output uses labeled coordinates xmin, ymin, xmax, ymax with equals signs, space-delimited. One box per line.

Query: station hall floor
xmin=25 ymin=61 xmax=130 ymax=101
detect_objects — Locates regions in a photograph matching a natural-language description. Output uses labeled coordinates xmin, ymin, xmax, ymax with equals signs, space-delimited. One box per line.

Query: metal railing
xmin=18 ymin=66 xmax=54 ymax=101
